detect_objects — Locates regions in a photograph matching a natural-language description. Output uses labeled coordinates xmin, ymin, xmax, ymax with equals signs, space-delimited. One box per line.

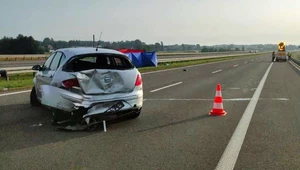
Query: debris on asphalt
xmin=32 ymin=123 xmax=43 ymax=127
xmin=103 ymin=121 xmax=107 ymax=132
xmin=59 ymin=124 xmax=87 ymax=131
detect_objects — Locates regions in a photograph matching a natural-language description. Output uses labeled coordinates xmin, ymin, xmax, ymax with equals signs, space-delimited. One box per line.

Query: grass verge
xmin=0 ymin=53 xmax=264 ymax=92
xmin=292 ymin=51 xmax=300 ymax=60
xmin=0 ymin=73 xmax=34 ymax=92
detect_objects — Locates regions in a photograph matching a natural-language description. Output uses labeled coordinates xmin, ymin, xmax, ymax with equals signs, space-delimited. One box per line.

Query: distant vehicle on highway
xmin=273 ymin=42 xmax=287 ymax=62
xmin=30 ymin=47 xmax=143 ymax=131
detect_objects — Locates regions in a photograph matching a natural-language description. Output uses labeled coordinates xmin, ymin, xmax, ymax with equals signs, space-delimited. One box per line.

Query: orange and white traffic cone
xmin=209 ymin=84 xmax=227 ymax=116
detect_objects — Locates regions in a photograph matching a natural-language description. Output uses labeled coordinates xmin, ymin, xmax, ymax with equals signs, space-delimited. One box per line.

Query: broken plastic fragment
xmin=32 ymin=123 xmax=43 ymax=127
xmin=103 ymin=121 xmax=107 ymax=132
xmin=63 ymin=124 xmax=86 ymax=131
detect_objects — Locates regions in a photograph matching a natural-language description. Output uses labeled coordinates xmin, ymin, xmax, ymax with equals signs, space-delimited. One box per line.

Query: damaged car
xmin=30 ymin=47 xmax=143 ymax=131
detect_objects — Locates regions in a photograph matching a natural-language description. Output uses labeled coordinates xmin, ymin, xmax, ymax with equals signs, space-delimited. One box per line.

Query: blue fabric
xmin=141 ymin=52 xmax=158 ymax=67
xmin=124 ymin=53 xmax=132 ymax=61
xmin=125 ymin=52 xmax=158 ymax=68
xmin=131 ymin=52 xmax=143 ymax=68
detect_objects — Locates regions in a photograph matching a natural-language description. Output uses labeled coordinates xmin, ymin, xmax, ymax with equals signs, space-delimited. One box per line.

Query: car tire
xmin=30 ymin=86 xmax=41 ymax=107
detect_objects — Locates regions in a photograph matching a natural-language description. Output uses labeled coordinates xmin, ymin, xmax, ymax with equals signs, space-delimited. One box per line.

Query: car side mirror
xmin=32 ymin=65 xmax=42 ymax=71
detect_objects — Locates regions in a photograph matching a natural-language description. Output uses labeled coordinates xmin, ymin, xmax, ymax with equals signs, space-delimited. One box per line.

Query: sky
xmin=1 ymin=0 xmax=300 ymax=45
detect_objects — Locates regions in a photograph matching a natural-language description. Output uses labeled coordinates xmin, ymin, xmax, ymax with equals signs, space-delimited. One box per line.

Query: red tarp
xmin=118 ymin=48 xmax=145 ymax=53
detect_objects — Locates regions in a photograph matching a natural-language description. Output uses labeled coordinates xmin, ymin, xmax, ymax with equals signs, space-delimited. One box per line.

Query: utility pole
xmin=93 ymin=35 xmax=95 ymax=48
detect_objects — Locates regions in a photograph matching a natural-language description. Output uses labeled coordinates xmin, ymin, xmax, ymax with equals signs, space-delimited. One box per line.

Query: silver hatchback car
xmin=30 ymin=47 xmax=143 ymax=131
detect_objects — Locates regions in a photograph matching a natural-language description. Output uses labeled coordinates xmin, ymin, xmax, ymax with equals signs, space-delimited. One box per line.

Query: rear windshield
xmin=64 ymin=54 xmax=134 ymax=72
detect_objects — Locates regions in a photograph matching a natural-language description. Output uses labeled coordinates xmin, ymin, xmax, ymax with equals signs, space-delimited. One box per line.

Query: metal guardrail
xmin=289 ymin=51 xmax=300 ymax=67
xmin=0 ymin=67 xmax=37 ymax=81
xmin=157 ymin=52 xmax=265 ymax=62
xmin=0 ymin=51 xmax=255 ymax=61
xmin=290 ymin=57 xmax=300 ymax=66
xmin=0 ymin=52 xmax=267 ymax=81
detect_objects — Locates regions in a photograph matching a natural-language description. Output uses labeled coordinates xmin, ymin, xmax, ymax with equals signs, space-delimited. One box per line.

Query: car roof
xmin=55 ymin=47 xmax=127 ymax=59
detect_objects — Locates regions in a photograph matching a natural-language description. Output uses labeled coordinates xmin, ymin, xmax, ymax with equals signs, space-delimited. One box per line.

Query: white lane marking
xmin=141 ymin=55 xmax=264 ymax=75
xmin=233 ymin=64 xmax=239 ymax=67
xmin=228 ymin=88 xmax=240 ymax=90
xmin=150 ymin=82 xmax=183 ymax=93
xmin=289 ymin=60 xmax=300 ymax=71
xmin=215 ymin=63 xmax=273 ymax=170
xmin=144 ymin=97 xmax=288 ymax=101
xmin=251 ymin=59 xmax=254 ymax=61
xmin=274 ymin=98 xmax=289 ymax=101
xmin=212 ymin=69 xmax=222 ymax=74
xmin=0 ymin=90 xmax=31 ymax=97
xmin=244 ymin=61 xmax=248 ymax=64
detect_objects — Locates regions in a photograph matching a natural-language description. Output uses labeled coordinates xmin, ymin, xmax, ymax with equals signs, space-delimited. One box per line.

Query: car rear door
xmin=35 ymin=52 xmax=64 ymax=97
xmin=35 ymin=52 xmax=55 ymax=98
xmin=44 ymin=52 xmax=64 ymax=84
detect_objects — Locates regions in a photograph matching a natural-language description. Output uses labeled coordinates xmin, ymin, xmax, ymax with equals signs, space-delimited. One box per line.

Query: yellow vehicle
xmin=274 ymin=41 xmax=287 ymax=62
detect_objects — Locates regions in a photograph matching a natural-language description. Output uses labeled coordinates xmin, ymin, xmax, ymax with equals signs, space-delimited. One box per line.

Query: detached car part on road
xmin=30 ymin=47 xmax=143 ymax=131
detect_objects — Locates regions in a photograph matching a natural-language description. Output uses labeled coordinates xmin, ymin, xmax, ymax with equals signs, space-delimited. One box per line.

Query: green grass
xmin=0 ymin=73 xmax=34 ymax=91
xmin=292 ymin=52 xmax=300 ymax=60
xmin=0 ymin=53 xmax=263 ymax=91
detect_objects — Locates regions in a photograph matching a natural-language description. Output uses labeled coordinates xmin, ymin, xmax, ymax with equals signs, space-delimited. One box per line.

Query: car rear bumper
xmin=276 ymin=56 xmax=286 ymax=59
xmin=79 ymin=97 xmax=143 ymax=118
xmin=83 ymin=107 xmax=142 ymax=120
xmin=39 ymin=85 xmax=143 ymax=117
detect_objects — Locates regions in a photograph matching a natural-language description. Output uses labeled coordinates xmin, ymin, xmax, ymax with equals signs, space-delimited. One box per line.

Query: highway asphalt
xmin=0 ymin=54 xmax=299 ymax=170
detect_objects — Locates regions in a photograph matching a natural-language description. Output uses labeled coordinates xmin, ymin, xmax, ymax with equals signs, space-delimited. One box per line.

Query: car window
xmin=64 ymin=54 xmax=133 ymax=72
xmin=114 ymin=57 xmax=123 ymax=66
xmin=111 ymin=56 xmax=132 ymax=69
xmin=58 ymin=54 xmax=67 ymax=67
xmin=81 ymin=57 xmax=97 ymax=63
xmin=50 ymin=52 xmax=63 ymax=71
xmin=43 ymin=53 xmax=55 ymax=69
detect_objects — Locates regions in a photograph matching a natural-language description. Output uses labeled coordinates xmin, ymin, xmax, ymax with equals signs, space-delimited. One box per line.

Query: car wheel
xmin=30 ymin=86 xmax=41 ymax=107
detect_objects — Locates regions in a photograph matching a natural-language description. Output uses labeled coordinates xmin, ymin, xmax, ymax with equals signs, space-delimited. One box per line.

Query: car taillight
xmin=62 ymin=78 xmax=80 ymax=88
xmin=135 ymin=74 xmax=142 ymax=86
